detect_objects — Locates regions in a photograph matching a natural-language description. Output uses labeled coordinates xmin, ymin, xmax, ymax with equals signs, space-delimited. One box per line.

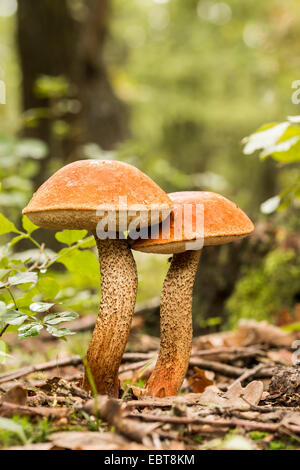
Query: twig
xmin=189 ymin=358 xmax=244 ymax=377
xmin=228 ymin=363 xmax=267 ymax=389
xmin=191 ymin=345 xmax=266 ymax=358
xmin=0 ymin=324 xmax=9 ymax=338
xmin=189 ymin=358 xmax=274 ymax=379
xmin=127 ymin=412 xmax=300 ymax=435
xmin=83 ymin=396 xmax=159 ymax=443
xmin=0 ymin=401 xmax=71 ymax=418
xmin=0 ymin=355 xmax=82 ymax=384
xmin=28 ymin=243 xmax=45 ymax=272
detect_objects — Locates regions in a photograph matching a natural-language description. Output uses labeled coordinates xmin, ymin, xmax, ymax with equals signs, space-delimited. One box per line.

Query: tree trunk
xmin=17 ymin=0 xmax=127 ymax=184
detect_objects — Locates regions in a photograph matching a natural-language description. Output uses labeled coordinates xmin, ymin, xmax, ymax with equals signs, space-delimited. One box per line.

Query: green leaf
xmin=0 ymin=417 xmax=27 ymax=444
xmin=58 ymin=249 xmax=99 ymax=280
xmin=37 ymin=277 xmax=60 ymax=300
xmin=46 ymin=325 xmax=75 ymax=337
xmin=8 ymin=272 xmax=38 ymax=286
xmin=44 ymin=311 xmax=78 ymax=325
xmin=0 ymin=213 xmax=19 ymax=236
xmin=55 ymin=230 xmax=88 ymax=246
xmin=260 ymin=136 xmax=300 ymax=161
xmin=79 ymin=236 xmax=96 ymax=248
xmin=22 ymin=215 xmax=39 ymax=234
xmin=0 ymin=340 xmax=8 ymax=364
xmin=260 ymin=195 xmax=281 ymax=214
xmin=15 ymin=288 xmax=39 ymax=309
xmin=0 ymin=301 xmax=6 ymax=316
xmin=30 ymin=301 xmax=54 ymax=313
xmin=281 ymin=322 xmax=300 ymax=332
xmin=18 ymin=322 xmax=43 ymax=339
xmin=243 ymin=122 xmax=290 ymax=155
xmin=1 ymin=310 xmax=28 ymax=326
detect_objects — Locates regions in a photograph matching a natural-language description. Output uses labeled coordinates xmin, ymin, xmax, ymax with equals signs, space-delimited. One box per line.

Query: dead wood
xmin=83 ymin=395 xmax=159 ymax=443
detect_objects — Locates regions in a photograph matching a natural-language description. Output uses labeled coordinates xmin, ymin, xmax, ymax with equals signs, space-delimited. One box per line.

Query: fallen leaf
xmin=188 ymin=367 xmax=214 ymax=393
xmin=267 ymin=349 xmax=292 ymax=365
xmin=49 ymin=432 xmax=129 ymax=450
xmin=131 ymin=385 xmax=147 ymax=399
xmin=198 ymin=380 xmax=264 ymax=408
xmin=2 ymin=385 xmax=27 ymax=406
xmin=236 ymin=320 xmax=297 ymax=347
xmin=225 ymin=381 xmax=264 ymax=407
xmin=282 ymin=412 xmax=300 ymax=427
xmin=5 ymin=443 xmax=53 ymax=451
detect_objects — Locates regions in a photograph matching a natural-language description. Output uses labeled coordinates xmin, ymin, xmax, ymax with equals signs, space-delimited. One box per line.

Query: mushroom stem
xmin=83 ymin=235 xmax=137 ymax=397
xmin=146 ymin=249 xmax=202 ymax=397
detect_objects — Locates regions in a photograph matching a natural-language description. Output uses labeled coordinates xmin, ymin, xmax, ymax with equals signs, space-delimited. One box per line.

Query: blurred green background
xmin=1 ymin=0 xmax=300 ymax=343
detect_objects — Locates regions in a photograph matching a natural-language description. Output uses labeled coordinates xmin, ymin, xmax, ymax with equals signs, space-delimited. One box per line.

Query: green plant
xmin=243 ymin=116 xmax=300 ymax=214
xmin=0 ymin=212 xmax=99 ymax=359
xmin=248 ymin=431 xmax=269 ymax=441
xmin=0 ymin=416 xmax=53 ymax=448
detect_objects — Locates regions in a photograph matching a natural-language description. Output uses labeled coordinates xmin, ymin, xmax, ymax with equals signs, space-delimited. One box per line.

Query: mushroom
xmin=23 ymin=159 xmax=172 ymax=397
xmin=131 ymin=191 xmax=254 ymax=397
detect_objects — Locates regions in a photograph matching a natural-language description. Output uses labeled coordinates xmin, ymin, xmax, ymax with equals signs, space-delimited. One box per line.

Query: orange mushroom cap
xmin=23 ymin=160 xmax=172 ymax=230
xmin=131 ymin=191 xmax=254 ymax=254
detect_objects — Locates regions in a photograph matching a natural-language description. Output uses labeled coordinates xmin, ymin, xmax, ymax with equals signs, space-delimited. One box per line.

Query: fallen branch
xmin=0 ymin=401 xmax=71 ymax=418
xmin=228 ymin=363 xmax=267 ymax=390
xmin=0 ymin=355 xmax=82 ymax=384
xmin=83 ymin=396 xmax=158 ymax=443
xmin=189 ymin=358 xmax=274 ymax=379
xmin=127 ymin=412 xmax=300 ymax=435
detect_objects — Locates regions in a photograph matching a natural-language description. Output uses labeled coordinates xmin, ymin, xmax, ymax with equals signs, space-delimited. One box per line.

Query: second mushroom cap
xmin=132 ymin=191 xmax=254 ymax=254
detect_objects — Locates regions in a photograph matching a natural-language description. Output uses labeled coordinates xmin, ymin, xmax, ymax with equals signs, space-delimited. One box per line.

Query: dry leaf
xmin=49 ymin=432 xmax=129 ymax=450
xmin=198 ymin=380 xmax=264 ymax=408
xmin=2 ymin=385 xmax=27 ymax=406
xmin=282 ymin=412 xmax=300 ymax=427
xmin=5 ymin=443 xmax=53 ymax=451
xmin=193 ymin=331 xmax=239 ymax=349
xmin=188 ymin=367 xmax=214 ymax=393
xmin=225 ymin=381 xmax=264 ymax=407
xmin=267 ymin=349 xmax=292 ymax=365
xmin=236 ymin=320 xmax=296 ymax=347
xmin=131 ymin=385 xmax=147 ymax=399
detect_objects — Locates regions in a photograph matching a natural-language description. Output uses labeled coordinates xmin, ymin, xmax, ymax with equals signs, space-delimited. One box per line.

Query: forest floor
xmin=0 ymin=317 xmax=300 ymax=450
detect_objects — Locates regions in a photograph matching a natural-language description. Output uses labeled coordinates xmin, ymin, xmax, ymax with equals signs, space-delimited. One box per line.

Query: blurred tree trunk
xmin=17 ymin=0 xmax=127 ymax=183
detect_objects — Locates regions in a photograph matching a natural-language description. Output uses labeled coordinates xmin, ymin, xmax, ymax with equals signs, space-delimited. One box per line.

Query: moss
xmin=226 ymin=249 xmax=300 ymax=328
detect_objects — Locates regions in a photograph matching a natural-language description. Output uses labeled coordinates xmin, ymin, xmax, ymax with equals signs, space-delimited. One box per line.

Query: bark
xmin=146 ymin=250 xmax=201 ymax=397
xmin=84 ymin=236 xmax=137 ymax=397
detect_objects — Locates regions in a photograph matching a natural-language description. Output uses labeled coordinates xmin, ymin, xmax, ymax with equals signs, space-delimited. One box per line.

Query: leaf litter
xmin=0 ymin=319 xmax=300 ymax=450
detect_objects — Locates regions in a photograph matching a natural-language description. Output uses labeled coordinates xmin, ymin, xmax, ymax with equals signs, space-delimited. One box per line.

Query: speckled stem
xmin=146 ymin=250 xmax=202 ymax=397
xmin=83 ymin=235 xmax=137 ymax=397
